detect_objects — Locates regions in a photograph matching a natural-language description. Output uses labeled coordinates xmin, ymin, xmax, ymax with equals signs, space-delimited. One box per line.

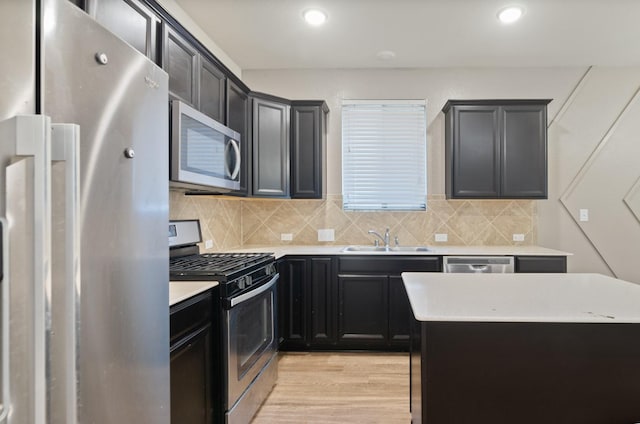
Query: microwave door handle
xmin=0 ymin=115 xmax=51 ymax=423
xmin=229 ymin=138 xmax=241 ymax=180
xmin=51 ymin=124 xmax=80 ymax=424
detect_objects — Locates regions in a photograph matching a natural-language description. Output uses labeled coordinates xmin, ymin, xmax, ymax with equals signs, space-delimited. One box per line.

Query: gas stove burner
xmin=169 ymin=252 xmax=275 ymax=280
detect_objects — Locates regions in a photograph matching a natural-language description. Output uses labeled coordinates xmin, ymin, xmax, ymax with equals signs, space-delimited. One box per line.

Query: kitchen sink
xmin=342 ymin=245 xmax=430 ymax=253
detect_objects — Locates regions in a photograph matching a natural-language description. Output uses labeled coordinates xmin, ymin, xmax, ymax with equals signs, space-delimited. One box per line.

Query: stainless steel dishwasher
xmin=443 ymin=256 xmax=515 ymax=273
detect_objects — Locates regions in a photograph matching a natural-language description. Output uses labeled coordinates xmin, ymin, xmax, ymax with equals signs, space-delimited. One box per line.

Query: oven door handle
xmin=230 ymin=273 xmax=279 ymax=308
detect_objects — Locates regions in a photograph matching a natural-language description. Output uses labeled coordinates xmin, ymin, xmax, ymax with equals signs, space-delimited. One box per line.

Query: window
xmin=342 ymin=100 xmax=427 ymax=211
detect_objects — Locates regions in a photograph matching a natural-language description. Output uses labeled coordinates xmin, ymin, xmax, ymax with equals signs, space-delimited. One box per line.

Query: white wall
xmin=154 ymin=0 xmax=242 ymax=78
xmin=243 ymin=67 xmax=640 ymax=283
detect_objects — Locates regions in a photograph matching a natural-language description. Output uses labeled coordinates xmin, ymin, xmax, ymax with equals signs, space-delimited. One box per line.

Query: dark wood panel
xmin=414 ymin=321 xmax=640 ymax=424
xmin=279 ymin=258 xmax=308 ymax=348
xmin=338 ymin=275 xmax=388 ymax=344
xmin=339 ymin=256 xmax=442 ymax=274
xmin=501 ymin=105 xmax=547 ymax=198
xmin=452 ymin=106 xmax=501 ymax=198
xmin=169 ymin=291 xmax=212 ymax=343
xmin=226 ymin=79 xmax=251 ymax=195
xmin=291 ymin=102 xmax=327 ymax=199
xmin=170 ymin=324 xmax=213 ymax=424
xmin=388 ymin=276 xmax=410 ymax=344
xmin=252 ymin=96 xmax=290 ymax=197
xmin=163 ymin=24 xmax=198 ymax=107
xmin=515 ymin=256 xmax=567 ymax=273
xmin=200 ymin=57 xmax=226 ymax=122
xmin=309 ymin=257 xmax=336 ymax=345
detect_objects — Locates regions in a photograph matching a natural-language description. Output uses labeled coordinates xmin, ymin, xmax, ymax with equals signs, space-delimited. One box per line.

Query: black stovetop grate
xmin=169 ymin=252 xmax=273 ymax=275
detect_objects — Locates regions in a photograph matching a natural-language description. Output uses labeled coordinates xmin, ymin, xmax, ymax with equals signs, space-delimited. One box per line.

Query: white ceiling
xmin=174 ymin=0 xmax=640 ymax=70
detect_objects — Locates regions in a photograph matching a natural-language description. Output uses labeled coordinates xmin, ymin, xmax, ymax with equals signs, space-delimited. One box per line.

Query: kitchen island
xmin=402 ymin=273 xmax=640 ymax=424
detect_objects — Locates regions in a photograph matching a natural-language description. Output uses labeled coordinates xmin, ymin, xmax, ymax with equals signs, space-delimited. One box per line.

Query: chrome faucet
xmin=368 ymin=228 xmax=390 ymax=249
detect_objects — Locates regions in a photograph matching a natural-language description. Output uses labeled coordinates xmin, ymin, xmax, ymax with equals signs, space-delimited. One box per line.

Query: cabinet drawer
xmin=339 ymin=256 xmax=442 ymax=274
xmin=515 ymin=256 xmax=567 ymax=273
xmin=170 ymin=290 xmax=212 ymax=344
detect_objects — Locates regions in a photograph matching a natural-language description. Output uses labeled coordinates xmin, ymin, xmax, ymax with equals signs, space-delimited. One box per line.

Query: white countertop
xmin=227 ymin=245 xmax=571 ymax=259
xmin=170 ymin=281 xmax=219 ymax=306
xmin=402 ymin=273 xmax=640 ymax=323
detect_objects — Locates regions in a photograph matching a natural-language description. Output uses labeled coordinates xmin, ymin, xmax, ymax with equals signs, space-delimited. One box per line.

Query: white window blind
xmin=342 ymin=100 xmax=427 ymax=211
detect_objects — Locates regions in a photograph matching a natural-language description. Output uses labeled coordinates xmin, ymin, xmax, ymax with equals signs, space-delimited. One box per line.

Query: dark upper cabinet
xmin=200 ymin=57 xmax=226 ymax=123
xmin=162 ymin=23 xmax=227 ymax=123
xmin=290 ymin=101 xmax=329 ymax=199
xmin=226 ymin=79 xmax=251 ymax=195
xmin=163 ymin=24 xmax=199 ymax=107
xmin=88 ymin=0 xmax=160 ymax=62
xmin=443 ymin=99 xmax=551 ymax=199
xmin=251 ymin=93 xmax=290 ymax=198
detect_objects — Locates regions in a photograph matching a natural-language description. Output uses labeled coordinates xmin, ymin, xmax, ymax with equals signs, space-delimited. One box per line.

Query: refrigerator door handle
xmin=50 ymin=123 xmax=80 ymax=424
xmin=0 ymin=114 xmax=51 ymax=424
xmin=0 ymin=217 xmax=8 ymax=423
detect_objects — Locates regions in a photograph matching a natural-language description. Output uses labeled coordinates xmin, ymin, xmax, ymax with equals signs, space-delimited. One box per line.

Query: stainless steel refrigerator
xmin=0 ymin=0 xmax=170 ymax=423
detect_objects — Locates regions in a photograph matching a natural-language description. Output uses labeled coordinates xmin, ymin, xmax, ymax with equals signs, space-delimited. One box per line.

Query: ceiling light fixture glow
xmin=497 ymin=6 xmax=524 ymax=24
xmin=303 ymin=9 xmax=327 ymax=26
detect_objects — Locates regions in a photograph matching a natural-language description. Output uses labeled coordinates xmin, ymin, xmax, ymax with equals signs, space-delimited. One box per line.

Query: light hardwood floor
xmin=251 ymin=352 xmax=411 ymax=423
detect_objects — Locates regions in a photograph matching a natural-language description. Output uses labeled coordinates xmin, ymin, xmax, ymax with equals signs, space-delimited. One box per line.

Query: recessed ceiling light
xmin=303 ymin=9 xmax=327 ymax=26
xmin=497 ymin=6 xmax=524 ymax=24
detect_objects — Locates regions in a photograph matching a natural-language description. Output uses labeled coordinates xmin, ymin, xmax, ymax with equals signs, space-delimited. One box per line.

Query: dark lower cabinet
xmin=277 ymin=256 xmax=336 ymax=350
xmin=515 ymin=255 xmax=567 ymax=273
xmin=388 ymin=275 xmax=411 ymax=345
xmin=171 ymin=325 xmax=212 ymax=424
xmin=338 ymin=275 xmax=388 ymax=346
xmin=170 ymin=289 xmax=220 ymax=424
xmin=278 ymin=255 xmax=441 ymax=351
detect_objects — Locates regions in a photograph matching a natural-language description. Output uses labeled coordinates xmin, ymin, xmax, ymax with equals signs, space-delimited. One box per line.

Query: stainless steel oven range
xmin=169 ymin=219 xmax=278 ymax=424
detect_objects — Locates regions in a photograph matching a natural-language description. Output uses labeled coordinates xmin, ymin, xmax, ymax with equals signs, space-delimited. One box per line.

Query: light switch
xmin=204 ymin=239 xmax=213 ymax=249
xmin=579 ymin=209 xmax=589 ymax=222
xmin=281 ymin=233 xmax=293 ymax=241
xmin=513 ymin=234 xmax=525 ymax=242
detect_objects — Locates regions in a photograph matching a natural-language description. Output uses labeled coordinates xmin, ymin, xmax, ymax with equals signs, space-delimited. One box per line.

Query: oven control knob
xmin=267 ymin=264 xmax=276 ymax=275
xmin=238 ymin=277 xmax=246 ymax=289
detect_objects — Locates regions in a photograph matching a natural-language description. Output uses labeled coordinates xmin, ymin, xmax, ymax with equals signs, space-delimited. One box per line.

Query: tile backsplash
xmin=171 ymin=192 xmax=536 ymax=252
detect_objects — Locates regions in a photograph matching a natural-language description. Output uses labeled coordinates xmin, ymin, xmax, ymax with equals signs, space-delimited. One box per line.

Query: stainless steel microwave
xmin=170 ymin=100 xmax=241 ymax=192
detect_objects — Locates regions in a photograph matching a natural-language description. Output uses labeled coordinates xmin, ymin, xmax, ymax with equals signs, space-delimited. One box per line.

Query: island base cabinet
xmin=410 ymin=320 xmax=640 ymax=424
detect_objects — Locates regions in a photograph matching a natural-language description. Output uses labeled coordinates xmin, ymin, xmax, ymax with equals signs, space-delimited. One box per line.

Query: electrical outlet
xmin=204 ymin=239 xmax=213 ymax=249
xmin=318 ymin=229 xmax=335 ymax=242
xmin=280 ymin=233 xmax=293 ymax=241
xmin=435 ymin=233 xmax=448 ymax=242
xmin=513 ymin=233 xmax=525 ymax=242
xmin=579 ymin=209 xmax=589 ymax=222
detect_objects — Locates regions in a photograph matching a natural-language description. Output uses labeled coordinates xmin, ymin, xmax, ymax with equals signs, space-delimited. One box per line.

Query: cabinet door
xmin=170 ymin=324 xmax=213 ymax=424
xmin=501 ymin=105 xmax=548 ymax=198
xmin=388 ymin=276 xmax=411 ymax=347
xmin=291 ymin=104 xmax=324 ymax=199
xmin=200 ymin=57 xmax=226 ymax=122
xmin=227 ymin=80 xmax=251 ymax=195
xmin=515 ymin=256 xmax=567 ymax=273
xmin=309 ymin=257 xmax=336 ymax=345
xmin=452 ymin=106 xmax=501 ymax=198
xmin=163 ymin=24 xmax=199 ymax=107
xmin=278 ymin=258 xmax=308 ymax=348
xmin=90 ymin=0 xmax=160 ymax=62
xmin=252 ymin=97 xmax=290 ymax=197
xmin=338 ymin=275 xmax=388 ymax=346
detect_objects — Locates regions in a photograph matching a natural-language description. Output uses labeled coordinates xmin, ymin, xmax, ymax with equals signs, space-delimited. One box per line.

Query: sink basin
xmin=342 ymin=245 xmax=430 ymax=253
